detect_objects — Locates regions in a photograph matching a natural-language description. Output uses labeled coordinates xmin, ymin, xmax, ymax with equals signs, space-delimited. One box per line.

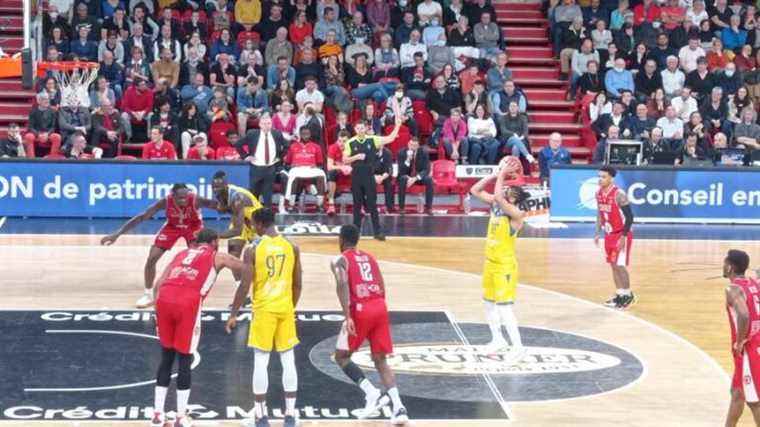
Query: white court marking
xmin=24 ymin=329 xmax=201 ymax=393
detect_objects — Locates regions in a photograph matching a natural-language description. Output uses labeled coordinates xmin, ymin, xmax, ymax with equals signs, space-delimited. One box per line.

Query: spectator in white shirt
xmin=656 ymin=105 xmax=685 ymax=146
xmin=399 ymin=29 xmax=428 ymax=68
xmin=417 ymin=0 xmax=443 ymax=26
xmin=677 ymin=36 xmax=705 ymax=73
xmin=295 ymin=77 xmax=325 ymax=113
xmin=661 ymin=55 xmax=686 ymax=98
xmin=467 ymin=104 xmax=500 ymax=164
xmin=669 ymin=86 xmax=699 ymax=121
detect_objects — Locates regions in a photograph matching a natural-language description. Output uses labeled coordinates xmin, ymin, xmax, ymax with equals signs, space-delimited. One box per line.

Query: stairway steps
xmin=510 ymin=67 xmax=558 ymax=80
xmin=0 ymin=5 xmax=23 ymax=15
xmin=495 ymin=9 xmax=545 ymax=19
xmin=513 ymin=78 xmax=567 ymax=89
xmin=524 ymin=88 xmax=568 ymax=101
xmin=507 ymin=46 xmax=553 ymax=59
xmin=497 ymin=16 xmax=548 ymax=26
xmin=529 ymin=122 xmax=583 ymax=132
xmin=529 ymin=111 xmax=576 ymax=123
xmin=503 ymin=26 xmax=548 ymax=39
xmin=494 ymin=2 xmax=542 ymax=10
xmin=507 ymin=57 xmax=558 ymax=67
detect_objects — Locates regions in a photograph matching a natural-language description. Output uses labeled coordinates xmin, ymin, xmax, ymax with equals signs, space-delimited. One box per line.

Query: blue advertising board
xmin=550 ymin=165 xmax=760 ymax=224
xmin=0 ymin=160 xmax=250 ymax=218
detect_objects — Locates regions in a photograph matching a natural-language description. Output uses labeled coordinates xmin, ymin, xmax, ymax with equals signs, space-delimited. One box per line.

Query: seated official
xmin=397 ymin=137 xmax=434 ymax=215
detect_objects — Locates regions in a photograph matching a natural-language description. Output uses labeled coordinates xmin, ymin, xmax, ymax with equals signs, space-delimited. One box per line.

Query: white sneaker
xmin=391 ymin=406 xmax=409 ymax=425
xmin=526 ymin=154 xmax=536 ymax=164
xmin=357 ymin=389 xmax=389 ymax=419
xmin=278 ymin=200 xmax=287 ymax=215
xmin=308 ymin=184 xmax=318 ymax=196
xmin=136 ymin=292 xmax=153 ymax=308
xmin=150 ymin=411 xmax=165 ymax=427
xmin=174 ymin=413 xmax=193 ymax=427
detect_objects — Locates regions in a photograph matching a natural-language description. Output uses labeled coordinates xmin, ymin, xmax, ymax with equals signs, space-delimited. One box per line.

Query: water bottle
xmin=298 ymin=194 xmax=305 ymax=213
xmin=463 ymin=194 xmax=472 ymax=215
xmin=416 ymin=197 xmax=424 ymax=213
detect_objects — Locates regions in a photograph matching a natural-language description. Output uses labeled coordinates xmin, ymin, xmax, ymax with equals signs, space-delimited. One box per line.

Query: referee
xmin=343 ymin=118 xmax=402 ymax=241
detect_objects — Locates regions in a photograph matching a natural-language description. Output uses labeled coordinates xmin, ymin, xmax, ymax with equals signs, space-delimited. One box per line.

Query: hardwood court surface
xmin=0 ymin=234 xmax=756 ymax=426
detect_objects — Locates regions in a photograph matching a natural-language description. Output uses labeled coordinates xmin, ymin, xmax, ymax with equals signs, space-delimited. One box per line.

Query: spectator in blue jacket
xmin=539 ymin=132 xmax=572 ymax=182
xmin=210 ymin=29 xmax=241 ymax=63
xmin=69 ymin=24 xmax=98 ymax=61
xmin=721 ymin=15 xmax=747 ymax=52
xmin=604 ymin=57 xmax=634 ymax=98
xmin=180 ymin=72 xmax=214 ymax=113
xmin=236 ymin=77 xmax=270 ymax=135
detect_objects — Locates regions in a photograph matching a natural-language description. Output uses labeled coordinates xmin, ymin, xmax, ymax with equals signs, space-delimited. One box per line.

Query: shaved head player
xmin=151 ymin=228 xmax=244 ymax=427
xmin=101 ymin=183 xmax=218 ymax=308
xmin=723 ymin=250 xmax=760 ymax=427
xmin=330 ymin=224 xmax=409 ymax=425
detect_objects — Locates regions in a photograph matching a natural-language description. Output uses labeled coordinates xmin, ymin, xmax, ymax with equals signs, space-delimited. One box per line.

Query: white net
xmin=54 ymin=65 xmax=100 ymax=108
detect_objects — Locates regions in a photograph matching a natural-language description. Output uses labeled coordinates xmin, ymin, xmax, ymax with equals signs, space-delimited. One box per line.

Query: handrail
xmin=22 ymin=0 xmax=30 ymax=49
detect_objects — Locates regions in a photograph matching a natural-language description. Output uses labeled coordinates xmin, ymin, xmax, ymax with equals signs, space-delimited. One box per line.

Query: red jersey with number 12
xmin=728 ymin=277 xmax=760 ymax=348
xmin=343 ymin=249 xmax=385 ymax=307
xmin=159 ymin=244 xmax=218 ymax=303
xmin=166 ymin=192 xmax=203 ymax=229
xmin=596 ymin=185 xmax=625 ymax=234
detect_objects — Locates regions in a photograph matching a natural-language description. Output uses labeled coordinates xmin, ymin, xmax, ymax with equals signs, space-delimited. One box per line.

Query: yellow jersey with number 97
xmin=484 ymin=203 xmax=518 ymax=265
xmin=252 ymin=235 xmax=295 ymax=314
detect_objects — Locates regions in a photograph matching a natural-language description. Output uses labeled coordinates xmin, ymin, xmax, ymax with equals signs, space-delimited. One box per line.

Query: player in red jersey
xmin=330 ymin=224 xmax=409 ymax=425
xmin=281 ymin=127 xmax=327 ymax=213
xmin=724 ymin=249 xmax=760 ymax=427
xmin=594 ymin=166 xmax=636 ymax=309
xmin=150 ymin=228 xmax=244 ymax=427
xmin=101 ymin=184 xmax=218 ymax=308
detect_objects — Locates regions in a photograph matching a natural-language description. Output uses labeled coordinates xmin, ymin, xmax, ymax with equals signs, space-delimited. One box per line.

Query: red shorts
xmin=732 ymin=345 xmax=760 ymax=403
xmin=337 ymin=300 xmax=393 ymax=355
xmin=604 ymin=232 xmax=633 ymax=266
xmin=155 ymin=292 xmax=202 ymax=354
xmin=154 ymin=225 xmax=201 ymax=250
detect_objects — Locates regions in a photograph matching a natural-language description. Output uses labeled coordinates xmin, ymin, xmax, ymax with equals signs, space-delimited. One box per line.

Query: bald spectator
xmin=473 ymin=12 xmax=501 ymax=58
xmin=661 ymin=56 xmax=685 ymax=98
xmin=91 ymin=98 xmax=127 ymax=158
xmin=604 ymin=57 xmax=634 ymax=98
xmin=265 ymin=27 xmax=294 ymax=66
xmin=25 ymin=92 xmax=62 ymax=156
xmin=399 ymin=29 xmax=427 ymax=68
xmin=538 ymin=132 xmax=572 ymax=182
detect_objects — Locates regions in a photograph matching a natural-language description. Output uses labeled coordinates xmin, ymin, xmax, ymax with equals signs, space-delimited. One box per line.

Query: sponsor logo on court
xmin=275 ymin=222 xmax=341 ymax=235
xmin=352 ymin=345 xmax=621 ymax=375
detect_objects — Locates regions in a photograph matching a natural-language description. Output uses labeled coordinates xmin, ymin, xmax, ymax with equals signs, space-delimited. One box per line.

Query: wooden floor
xmin=1 ymin=233 xmax=757 ymax=426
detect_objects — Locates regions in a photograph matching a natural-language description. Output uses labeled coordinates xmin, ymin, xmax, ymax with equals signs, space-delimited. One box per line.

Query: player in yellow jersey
xmin=470 ymin=159 xmax=529 ymax=362
xmin=227 ymin=208 xmax=302 ymax=427
xmin=212 ymin=170 xmax=263 ymax=287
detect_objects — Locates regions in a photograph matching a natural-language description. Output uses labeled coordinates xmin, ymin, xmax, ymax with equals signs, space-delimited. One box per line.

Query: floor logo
xmin=352 ymin=345 xmax=621 ymax=376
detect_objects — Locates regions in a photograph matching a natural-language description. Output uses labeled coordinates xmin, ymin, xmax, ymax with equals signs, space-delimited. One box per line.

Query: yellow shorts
xmin=229 ymin=206 xmax=258 ymax=243
xmin=248 ymin=310 xmax=299 ymax=352
xmin=482 ymin=260 xmax=518 ymax=304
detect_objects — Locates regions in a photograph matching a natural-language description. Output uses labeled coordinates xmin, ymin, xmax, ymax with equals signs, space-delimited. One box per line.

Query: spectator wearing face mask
xmin=604 ymin=57 xmax=634 ymax=98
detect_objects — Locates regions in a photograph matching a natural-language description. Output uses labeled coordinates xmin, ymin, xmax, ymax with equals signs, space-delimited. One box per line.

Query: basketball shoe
xmin=391 ymin=406 xmax=409 ymax=425
xmin=283 ymin=415 xmax=297 ymax=427
xmin=150 ymin=412 xmax=164 ymax=427
xmin=358 ymin=389 xmax=389 ymax=419
xmin=617 ymin=293 xmax=637 ymax=309
xmin=136 ymin=291 xmax=153 ymax=308
xmin=603 ymin=294 xmax=620 ymax=308
xmin=174 ymin=413 xmax=192 ymax=426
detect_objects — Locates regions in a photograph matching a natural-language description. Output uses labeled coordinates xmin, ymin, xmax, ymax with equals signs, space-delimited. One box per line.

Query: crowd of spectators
xmin=0 ymin=0 xmax=575 ymax=211
xmin=550 ymin=0 xmax=760 ymax=166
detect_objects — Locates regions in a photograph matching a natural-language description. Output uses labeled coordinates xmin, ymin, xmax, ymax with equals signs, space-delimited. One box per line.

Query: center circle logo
xmin=351 ymin=345 xmax=622 ymax=376
xmin=309 ymin=322 xmax=644 ymax=402
xmin=578 ymin=177 xmax=600 ymax=210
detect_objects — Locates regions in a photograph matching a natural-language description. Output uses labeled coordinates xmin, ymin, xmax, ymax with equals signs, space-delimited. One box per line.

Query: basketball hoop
xmin=37 ymin=61 xmax=100 ymax=108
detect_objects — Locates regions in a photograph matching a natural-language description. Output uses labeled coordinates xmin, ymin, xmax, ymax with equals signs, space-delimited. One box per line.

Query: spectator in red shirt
xmin=142 ymin=126 xmax=178 ymax=160
xmin=326 ymin=129 xmax=353 ymax=215
xmin=121 ymin=78 xmax=154 ymax=142
xmin=281 ymin=127 xmax=326 ymax=213
xmin=186 ymin=133 xmax=217 ymax=160
xmin=633 ymin=0 xmax=661 ymax=26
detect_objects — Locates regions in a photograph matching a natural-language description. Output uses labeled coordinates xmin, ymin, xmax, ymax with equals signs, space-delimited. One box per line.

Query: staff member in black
xmin=374 ymin=143 xmax=395 ymax=213
xmin=236 ymin=113 xmax=286 ymax=208
xmin=343 ymin=118 xmax=402 ymax=240
xmin=397 ymin=137 xmax=434 ymax=215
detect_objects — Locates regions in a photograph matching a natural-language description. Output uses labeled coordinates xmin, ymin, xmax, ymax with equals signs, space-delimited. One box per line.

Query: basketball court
xmin=0 ymin=216 xmax=750 ymax=426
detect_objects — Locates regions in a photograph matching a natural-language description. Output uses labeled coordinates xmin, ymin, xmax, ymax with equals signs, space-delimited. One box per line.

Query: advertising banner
xmin=550 ymin=166 xmax=760 ymax=224
xmin=0 ymin=160 xmax=249 ymax=217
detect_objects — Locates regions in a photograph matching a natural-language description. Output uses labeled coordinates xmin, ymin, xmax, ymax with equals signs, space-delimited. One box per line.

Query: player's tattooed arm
xmin=494 ymin=166 xmax=525 ymax=223
xmin=727 ymin=285 xmax=750 ymax=353
xmin=218 ymin=197 xmax=245 ymax=239
xmin=470 ymin=174 xmax=496 ymax=204
xmin=216 ymin=252 xmax=244 ymax=277
xmin=292 ymin=243 xmax=302 ymax=308
xmin=100 ymin=198 xmax=167 ymax=245
xmin=616 ymin=191 xmax=634 ymax=235
xmin=331 ymin=256 xmax=351 ymax=319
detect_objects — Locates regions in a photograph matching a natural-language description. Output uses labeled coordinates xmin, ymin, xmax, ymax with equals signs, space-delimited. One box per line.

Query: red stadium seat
xmin=431 ymin=159 xmax=465 ymax=210
xmin=114 ymin=155 xmax=137 ymax=160
xmin=413 ymin=100 xmax=434 ymax=137
xmin=383 ymin=123 xmax=410 ymax=158
xmin=216 ymin=146 xmax=240 ymax=160
xmin=209 ymin=120 xmax=236 ymax=149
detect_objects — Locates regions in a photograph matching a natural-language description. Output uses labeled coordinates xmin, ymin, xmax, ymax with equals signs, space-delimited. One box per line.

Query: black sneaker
xmin=603 ymin=295 xmax=620 ymax=308
xmin=617 ymin=293 xmax=637 ymax=309
xmin=373 ymin=233 xmax=386 ymax=241
xmin=283 ymin=415 xmax=297 ymax=427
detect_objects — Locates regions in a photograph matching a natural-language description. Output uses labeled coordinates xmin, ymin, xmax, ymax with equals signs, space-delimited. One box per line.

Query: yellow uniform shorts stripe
xmin=247 ymin=311 xmax=300 ymax=352
xmin=482 ymin=260 xmax=518 ymax=304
